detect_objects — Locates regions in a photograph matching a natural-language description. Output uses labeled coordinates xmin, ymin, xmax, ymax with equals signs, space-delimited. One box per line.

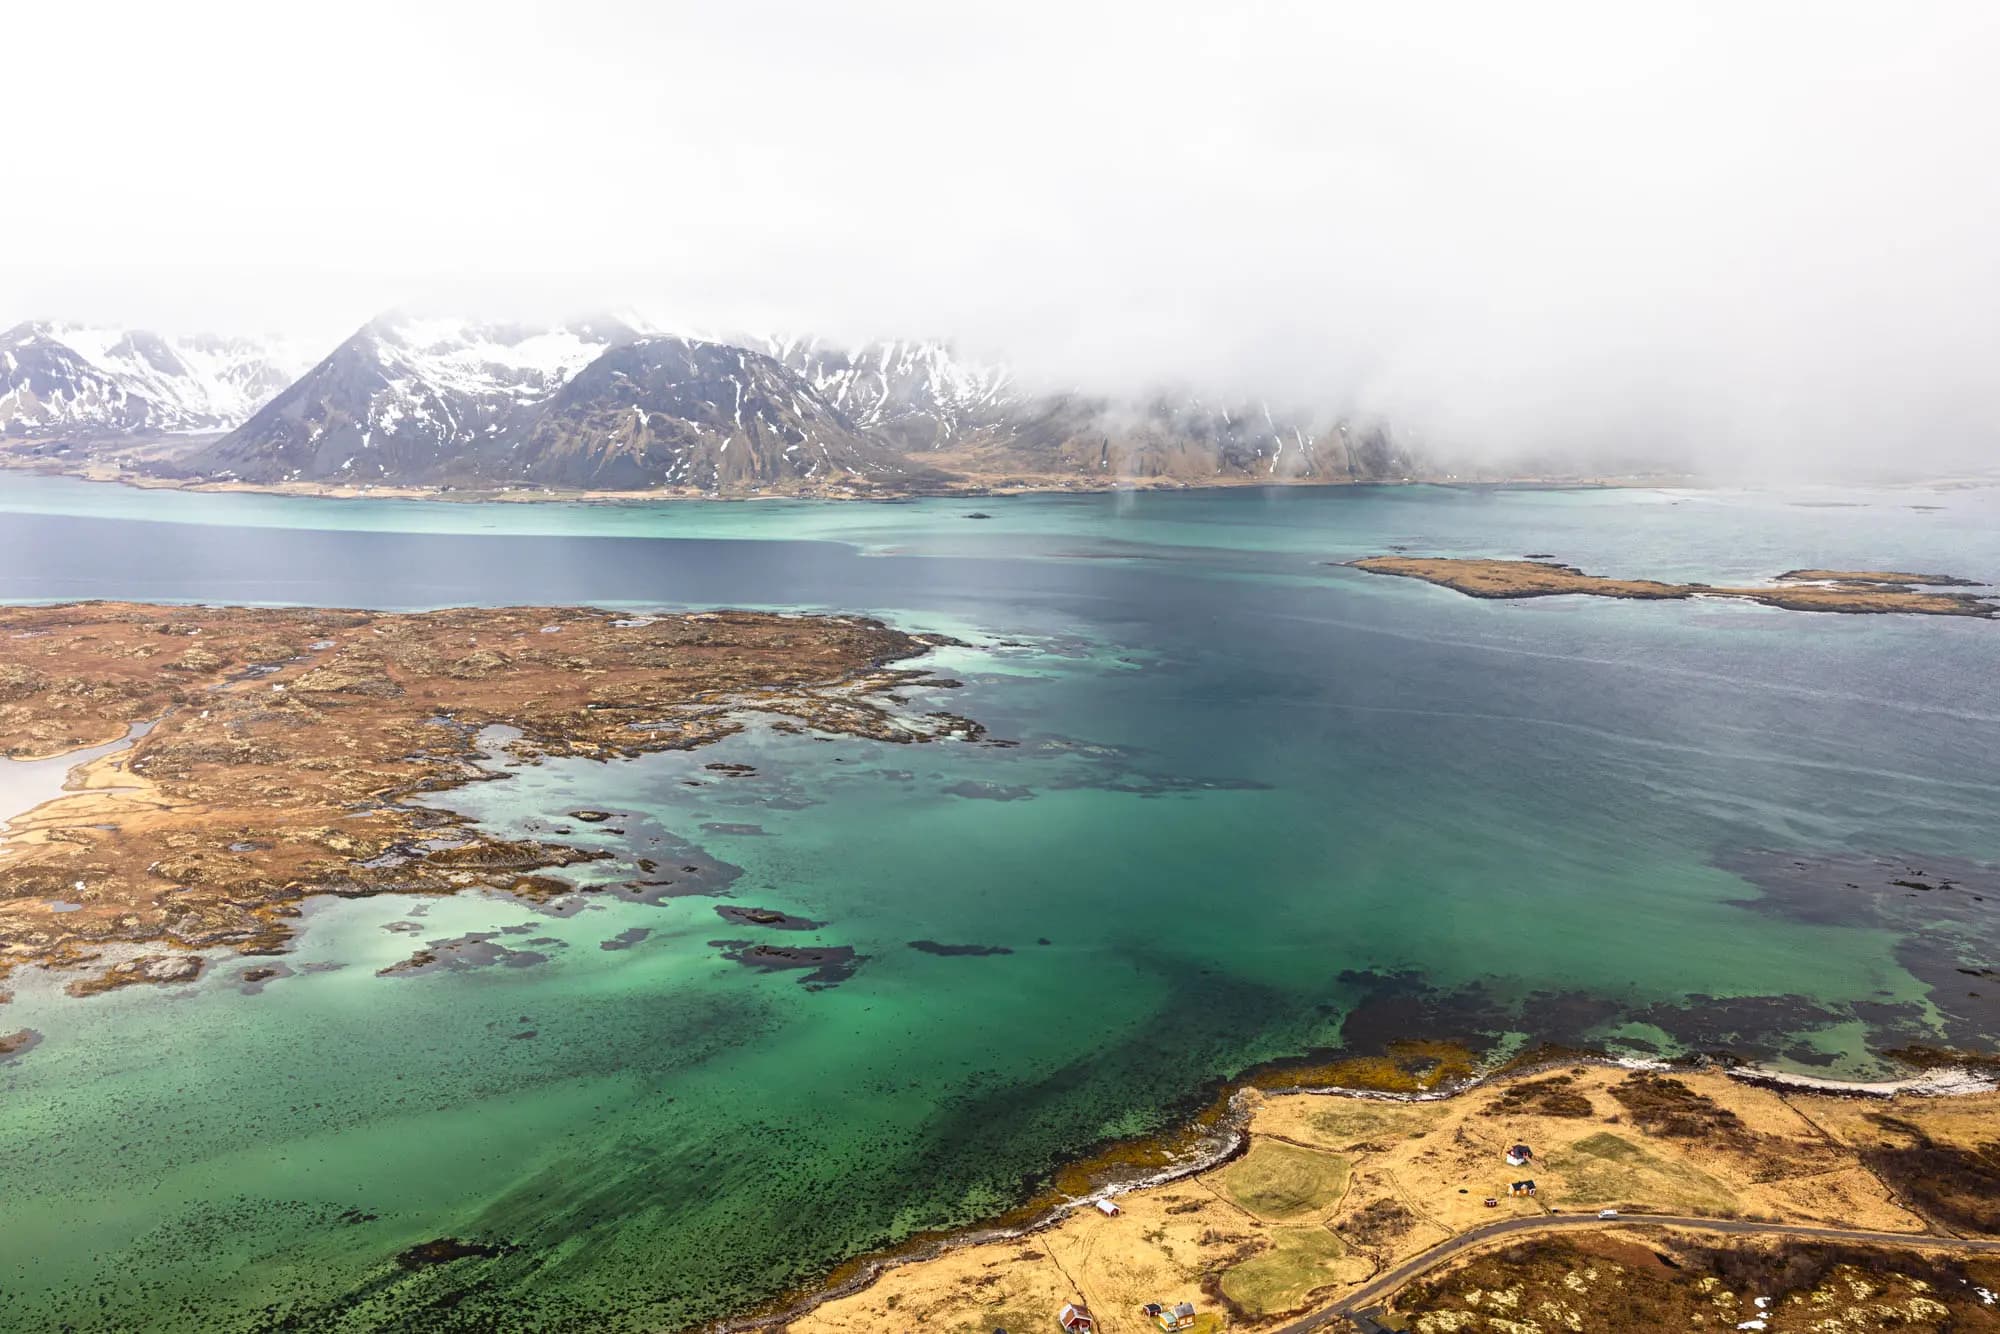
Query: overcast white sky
xmin=9 ymin=2 xmax=2000 ymax=474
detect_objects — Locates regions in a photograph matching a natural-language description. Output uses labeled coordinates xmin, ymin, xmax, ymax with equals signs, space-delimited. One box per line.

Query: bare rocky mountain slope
xmin=9 ymin=312 xmax=1424 ymax=494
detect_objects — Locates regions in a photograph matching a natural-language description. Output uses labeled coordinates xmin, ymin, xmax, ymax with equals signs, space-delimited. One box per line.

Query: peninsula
xmin=1348 ymin=557 xmax=1999 ymax=618
xmin=0 ymin=603 xmax=975 ymax=996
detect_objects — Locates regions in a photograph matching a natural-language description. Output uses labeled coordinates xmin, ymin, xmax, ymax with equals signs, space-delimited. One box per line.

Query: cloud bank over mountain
xmin=9 ymin=2 xmax=1998 ymax=479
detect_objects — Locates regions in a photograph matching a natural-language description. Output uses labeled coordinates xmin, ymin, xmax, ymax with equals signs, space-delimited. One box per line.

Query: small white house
xmin=1094 ymin=1198 xmax=1120 ymax=1217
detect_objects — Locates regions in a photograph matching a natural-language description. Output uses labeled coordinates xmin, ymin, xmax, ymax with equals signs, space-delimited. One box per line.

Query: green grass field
xmin=1555 ymin=1131 xmax=1736 ymax=1213
xmin=1216 ymin=1140 xmax=1352 ymax=1220
xmin=1219 ymin=1226 xmax=1349 ymax=1315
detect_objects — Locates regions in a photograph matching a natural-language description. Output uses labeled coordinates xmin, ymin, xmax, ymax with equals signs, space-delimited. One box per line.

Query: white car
xmin=1598 ymin=1208 xmax=1620 ymax=1219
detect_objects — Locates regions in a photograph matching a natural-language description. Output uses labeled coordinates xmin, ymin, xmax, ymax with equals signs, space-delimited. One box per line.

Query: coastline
xmin=0 ymin=603 xmax=982 ymax=996
xmin=0 ymin=451 xmax=1689 ymax=506
xmin=721 ymin=1045 xmax=2000 ymax=1332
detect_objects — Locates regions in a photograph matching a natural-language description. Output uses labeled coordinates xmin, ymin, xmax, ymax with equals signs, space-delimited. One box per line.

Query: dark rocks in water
xmin=1037 ymin=937 xmax=1052 ymax=946
xmin=238 ymin=963 xmax=295 ymax=995
xmin=535 ymin=896 xmax=595 ymax=918
xmin=1323 ymin=965 xmax=1863 ymax=1072
xmin=600 ymin=827 xmax=744 ymax=904
xmin=377 ymin=932 xmax=555 ymax=977
xmin=908 ymin=940 xmax=1014 ymax=957
xmin=395 ymin=1237 xmax=515 ymax=1269
xmin=1048 ymin=770 xmax=1269 ymax=798
xmin=1524 ymin=552 xmax=1556 ymax=559
xmin=1716 ymin=847 xmax=2000 ymax=1051
xmin=964 ymin=512 xmax=992 ymax=519
xmin=715 ymin=905 xmax=825 ymax=931
xmin=941 ymin=780 xmax=1035 ymax=802
xmin=568 ymin=809 xmax=614 ymax=823
xmin=599 ymin=927 xmax=652 ymax=951
xmin=704 ymin=762 xmax=756 ymax=776
xmin=616 ymin=878 xmax=708 ymax=902
xmin=380 ymin=949 xmax=438 ymax=975
xmin=709 ymin=939 xmax=862 ymax=988
xmin=0 ymin=1028 xmax=42 ymax=1062
xmin=1627 ymin=992 xmax=1854 ymax=1059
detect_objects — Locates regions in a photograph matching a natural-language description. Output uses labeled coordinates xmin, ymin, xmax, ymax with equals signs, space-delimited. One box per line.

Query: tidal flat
xmin=0 ymin=476 xmax=1997 ymax=1330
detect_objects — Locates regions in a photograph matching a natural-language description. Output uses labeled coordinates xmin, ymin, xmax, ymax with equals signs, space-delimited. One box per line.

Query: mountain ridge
xmin=2 ymin=313 xmax=1428 ymax=494
xmin=0 ymin=322 xmax=307 ymax=437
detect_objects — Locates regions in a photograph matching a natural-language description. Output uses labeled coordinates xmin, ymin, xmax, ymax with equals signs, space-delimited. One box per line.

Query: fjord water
xmin=1 ymin=475 xmax=1998 ymax=1330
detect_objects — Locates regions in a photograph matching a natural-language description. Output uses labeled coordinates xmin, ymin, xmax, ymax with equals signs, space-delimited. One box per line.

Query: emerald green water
xmin=0 ymin=476 xmax=1996 ymax=1330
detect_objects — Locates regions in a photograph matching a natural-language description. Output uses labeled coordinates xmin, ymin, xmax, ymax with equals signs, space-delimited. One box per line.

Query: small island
xmin=1348 ymin=557 xmax=1998 ymax=618
xmin=0 ymin=603 xmax=977 ymax=995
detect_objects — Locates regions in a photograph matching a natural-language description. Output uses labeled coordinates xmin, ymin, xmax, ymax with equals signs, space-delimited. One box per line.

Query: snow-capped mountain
xmin=187 ymin=316 xmax=931 ymax=491
xmin=151 ymin=312 xmax=1418 ymax=493
xmin=183 ymin=314 xmax=643 ymax=484
xmin=494 ymin=337 xmax=924 ymax=490
xmin=0 ymin=322 xmax=307 ymax=437
xmin=757 ymin=337 xmax=1015 ymax=451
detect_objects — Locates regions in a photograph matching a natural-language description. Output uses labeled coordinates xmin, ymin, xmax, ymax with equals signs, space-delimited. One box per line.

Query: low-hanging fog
xmin=10 ymin=2 xmax=1999 ymax=481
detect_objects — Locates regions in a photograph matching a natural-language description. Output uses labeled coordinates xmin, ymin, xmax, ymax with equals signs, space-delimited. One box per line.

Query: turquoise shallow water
xmin=0 ymin=476 xmax=1997 ymax=1329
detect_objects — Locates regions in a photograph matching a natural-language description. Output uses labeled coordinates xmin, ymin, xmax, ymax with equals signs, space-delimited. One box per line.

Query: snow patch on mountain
xmin=758 ymin=336 xmax=1014 ymax=447
xmin=0 ymin=322 xmax=309 ymax=436
xmin=374 ymin=317 xmax=617 ymax=401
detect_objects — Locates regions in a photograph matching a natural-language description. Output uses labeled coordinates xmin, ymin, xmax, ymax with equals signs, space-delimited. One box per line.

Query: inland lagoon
xmin=2 ymin=475 xmax=1998 ymax=1330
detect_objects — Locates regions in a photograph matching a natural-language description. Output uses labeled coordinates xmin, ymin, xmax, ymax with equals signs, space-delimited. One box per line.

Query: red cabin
xmin=1057 ymin=1302 xmax=1097 ymax=1333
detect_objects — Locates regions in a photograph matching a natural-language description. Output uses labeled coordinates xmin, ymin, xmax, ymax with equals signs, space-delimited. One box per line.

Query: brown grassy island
xmin=786 ymin=1060 xmax=2000 ymax=1333
xmin=1347 ymin=557 xmax=1999 ymax=618
xmin=0 ymin=602 xmax=977 ymax=995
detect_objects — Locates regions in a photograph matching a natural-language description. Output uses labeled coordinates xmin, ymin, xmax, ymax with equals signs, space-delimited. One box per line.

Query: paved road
xmin=1276 ymin=1214 xmax=2000 ymax=1332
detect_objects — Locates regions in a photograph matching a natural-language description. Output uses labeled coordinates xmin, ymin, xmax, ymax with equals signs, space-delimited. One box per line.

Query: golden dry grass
xmin=1349 ymin=556 xmax=1998 ymax=618
xmin=0 ymin=603 xmax=973 ymax=992
xmin=793 ymin=1065 xmax=2000 ymax=1332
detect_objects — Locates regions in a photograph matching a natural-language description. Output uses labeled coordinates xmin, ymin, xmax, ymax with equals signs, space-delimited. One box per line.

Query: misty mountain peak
xmin=0 ymin=322 xmax=308 ymax=438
